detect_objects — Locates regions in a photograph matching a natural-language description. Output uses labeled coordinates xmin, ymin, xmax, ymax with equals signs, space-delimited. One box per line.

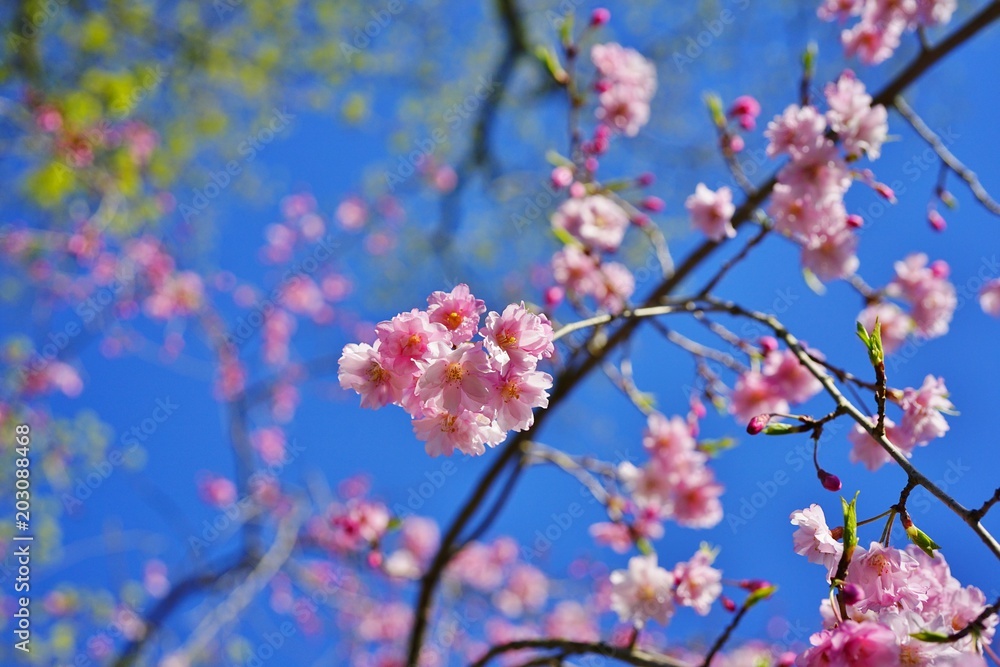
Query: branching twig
xmin=894 ymin=95 xmax=1000 ymax=216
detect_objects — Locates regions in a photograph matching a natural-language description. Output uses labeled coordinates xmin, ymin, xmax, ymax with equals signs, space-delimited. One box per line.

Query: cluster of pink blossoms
xmin=730 ymin=343 xmax=823 ymax=423
xmin=608 ymin=549 xmax=722 ymax=627
xmin=848 ymin=374 xmax=955 ymax=471
xmin=859 ymin=253 xmax=957 ymax=353
xmin=601 ymin=412 xmax=724 ymax=543
xmin=551 ymin=231 xmax=635 ymax=315
xmin=818 ymin=0 xmax=957 ymax=65
xmin=791 ymin=505 xmax=994 ymax=665
xmin=338 ymin=285 xmax=555 ymax=456
xmin=590 ymin=42 xmax=657 ymax=137
xmin=764 ymin=71 xmax=888 ymax=282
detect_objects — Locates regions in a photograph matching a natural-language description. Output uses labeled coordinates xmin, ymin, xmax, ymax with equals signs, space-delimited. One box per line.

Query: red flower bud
xmin=841 ymin=582 xmax=863 ymax=606
xmin=590 ymin=8 xmax=611 ymax=26
xmin=641 ymin=196 xmax=665 ymax=212
xmin=746 ymin=414 xmax=770 ymax=435
xmin=819 ymin=470 xmax=842 ymax=492
xmin=846 ymin=214 xmax=863 ymax=228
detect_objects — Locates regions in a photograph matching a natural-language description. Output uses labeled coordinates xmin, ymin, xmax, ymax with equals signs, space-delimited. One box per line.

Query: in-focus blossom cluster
xmin=818 ymin=0 xmax=957 ymax=65
xmin=848 ymin=374 xmax=955 ymax=471
xmin=600 ymin=412 xmax=725 ymax=544
xmin=591 ymin=42 xmax=657 ymax=137
xmin=338 ymin=285 xmax=555 ymax=456
xmin=608 ymin=549 xmax=723 ymax=626
xmin=858 ymin=253 xmax=957 ymax=354
xmin=765 ymin=71 xmax=888 ymax=282
xmin=730 ymin=343 xmax=823 ymax=423
xmin=791 ymin=505 xmax=994 ymax=666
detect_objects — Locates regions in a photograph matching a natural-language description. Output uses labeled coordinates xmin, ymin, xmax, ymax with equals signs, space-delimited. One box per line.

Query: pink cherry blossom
xmin=375 ymin=309 xmax=449 ymax=372
xmin=796 ymin=620 xmax=901 ymax=666
xmin=848 ymin=416 xmax=910 ymax=471
xmin=888 ymin=254 xmax=956 ymax=338
xmin=729 ymin=370 xmax=789 ymax=423
xmin=762 ymin=349 xmax=822 ymax=404
xmin=591 ymin=43 xmax=657 ymax=137
xmin=979 ymin=278 xmax=1000 ymax=317
xmin=686 ymin=183 xmax=736 ymax=241
xmin=825 ymin=70 xmax=888 ymax=160
xmin=790 ymin=504 xmax=844 ymax=578
xmin=551 ymin=195 xmax=630 ymax=253
xmin=338 ymin=342 xmax=409 ymax=409
xmin=489 ymin=367 xmax=552 ymax=432
xmin=412 ymin=408 xmax=504 ymax=457
xmin=898 ymin=375 xmax=954 ymax=446
xmin=671 ymin=549 xmax=722 ymax=615
xmin=609 ymin=554 xmax=675 ymax=626
xmin=643 ymin=413 xmax=696 ymax=453
xmin=845 ymin=542 xmax=929 ymax=614
xmin=765 ymin=105 xmax=828 ymax=159
xmin=544 ymin=601 xmax=600 ymax=642
xmin=589 ymin=522 xmax=633 ymax=553
xmin=329 ymin=498 xmax=391 ymax=552
xmin=426 ymin=283 xmax=487 ymax=344
xmin=415 ymin=343 xmax=494 ymax=413
xmin=480 ymin=303 xmax=555 ymax=370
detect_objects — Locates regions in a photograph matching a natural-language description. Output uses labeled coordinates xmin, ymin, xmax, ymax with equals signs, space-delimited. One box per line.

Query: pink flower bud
xmin=819 ymin=470 xmax=842 ymax=492
xmin=637 ymin=172 xmax=655 ymax=187
xmin=585 ymin=156 xmax=599 ymax=172
xmin=777 ymin=652 xmax=797 ymax=667
xmin=739 ymin=116 xmax=755 ymax=131
xmin=632 ymin=213 xmax=650 ymax=227
xmin=569 ymin=182 xmax=587 ymax=198
xmin=841 ymin=582 xmax=863 ymax=606
xmin=551 ymin=166 xmax=574 ymax=189
xmin=641 ymin=196 xmax=665 ymax=212
xmin=728 ymin=95 xmax=761 ymax=120
xmin=928 ymin=209 xmax=946 ymax=232
xmin=728 ymin=135 xmax=745 ymax=152
xmin=722 ymin=595 xmax=736 ymax=612
xmin=367 ymin=551 xmax=383 ymax=568
xmin=930 ymin=259 xmax=949 ymax=279
xmin=846 ymin=214 xmax=863 ymax=228
xmin=544 ymin=286 xmax=565 ymax=307
xmin=739 ymin=579 xmax=771 ymax=591
xmin=874 ymin=182 xmax=897 ymax=203
xmin=746 ymin=414 xmax=770 ymax=435
xmin=759 ymin=336 xmax=778 ymax=354
xmin=594 ymin=80 xmax=612 ymax=94
xmin=590 ymin=8 xmax=611 ymax=26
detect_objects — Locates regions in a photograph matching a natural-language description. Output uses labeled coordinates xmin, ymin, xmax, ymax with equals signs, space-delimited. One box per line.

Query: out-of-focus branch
xmin=894 ymin=95 xmax=1000 ymax=216
xmin=469 ymin=638 xmax=694 ymax=667
xmin=161 ymin=506 xmax=304 ymax=665
xmin=433 ymin=0 xmax=536 ymax=253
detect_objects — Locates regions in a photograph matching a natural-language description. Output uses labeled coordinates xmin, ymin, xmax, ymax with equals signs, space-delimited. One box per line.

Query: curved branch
xmin=470 ymin=638 xmax=694 ymax=667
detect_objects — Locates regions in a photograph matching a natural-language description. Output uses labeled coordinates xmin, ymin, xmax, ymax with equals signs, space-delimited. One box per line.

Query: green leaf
xmin=906 ymin=524 xmax=942 ymax=558
xmin=763 ymin=423 xmax=796 ymax=435
xmin=842 ymin=491 xmax=860 ymax=558
xmin=636 ymin=537 xmax=653 ymax=555
xmin=746 ymin=585 xmax=777 ymax=607
xmin=910 ymin=631 xmax=951 ymax=644
xmin=704 ymin=93 xmax=725 ymax=128
xmin=699 ymin=437 xmax=737 ymax=456
xmin=558 ymin=13 xmax=574 ymax=45
xmin=534 ymin=46 xmax=567 ymax=84
xmin=803 ymin=267 xmax=826 ymax=295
